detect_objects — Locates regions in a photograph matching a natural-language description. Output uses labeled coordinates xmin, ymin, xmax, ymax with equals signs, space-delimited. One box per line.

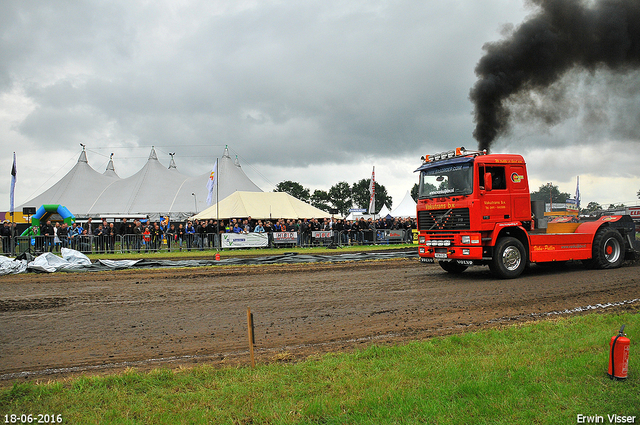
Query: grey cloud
xmin=10 ymin=1 xmax=637 ymax=187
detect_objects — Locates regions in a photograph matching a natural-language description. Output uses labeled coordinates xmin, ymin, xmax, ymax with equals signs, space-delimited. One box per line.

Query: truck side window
xmin=486 ymin=166 xmax=506 ymax=190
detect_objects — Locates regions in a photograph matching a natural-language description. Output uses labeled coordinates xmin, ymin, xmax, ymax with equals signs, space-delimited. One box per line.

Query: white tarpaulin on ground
xmin=27 ymin=248 xmax=92 ymax=273
xmin=0 ymin=249 xmax=417 ymax=274
xmin=191 ymin=191 xmax=332 ymax=221
xmin=0 ymin=255 xmax=28 ymax=275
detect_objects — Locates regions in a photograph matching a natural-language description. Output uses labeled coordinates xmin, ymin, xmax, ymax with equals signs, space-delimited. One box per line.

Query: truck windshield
xmin=419 ymin=163 xmax=473 ymax=199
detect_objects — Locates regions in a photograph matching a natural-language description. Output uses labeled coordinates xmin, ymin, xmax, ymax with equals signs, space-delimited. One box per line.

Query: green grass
xmin=2 ymin=312 xmax=639 ymax=424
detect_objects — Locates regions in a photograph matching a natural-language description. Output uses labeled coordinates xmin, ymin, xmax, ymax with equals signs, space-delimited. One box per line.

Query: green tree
xmin=637 ymin=188 xmax=640 ymax=199
xmin=274 ymin=180 xmax=310 ymax=203
xmin=411 ymin=183 xmax=419 ymax=202
xmin=581 ymin=201 xmax=602 ymax=215
xmin=608 ymin=203 xmax=626 ymax=210
xmin=351 ymin=179 xmax=392 ymax=214
xmin=328 ymin=181 xmax=352 ymax=217
xmin=310 ymin=189 xmax=331 ymax=213
xmin=530 ymin=184 xmax=571 ymax=204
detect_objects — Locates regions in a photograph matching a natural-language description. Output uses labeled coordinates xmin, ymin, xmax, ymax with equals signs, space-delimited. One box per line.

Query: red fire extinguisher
xmin=608 ymin=324 xmax=630 ymax=380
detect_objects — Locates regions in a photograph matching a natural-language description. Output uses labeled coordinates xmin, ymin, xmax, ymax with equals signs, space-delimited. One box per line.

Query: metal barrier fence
xmin=0 ymin=230 xmax=413 ymax=256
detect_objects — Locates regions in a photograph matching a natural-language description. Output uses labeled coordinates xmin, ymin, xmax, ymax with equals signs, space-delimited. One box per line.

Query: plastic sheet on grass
xmin=0 ymin=248 xmax=416 ymax=275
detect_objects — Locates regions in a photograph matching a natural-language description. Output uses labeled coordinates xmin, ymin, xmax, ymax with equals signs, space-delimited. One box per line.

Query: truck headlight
xmin=419 ymin=236 xmax=425 ymax=244
xmin=461 ymin=236 xmax=470 ymax=244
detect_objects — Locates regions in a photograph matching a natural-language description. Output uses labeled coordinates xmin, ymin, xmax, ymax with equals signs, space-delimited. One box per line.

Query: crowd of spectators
xmin=1 ymin=215 xmax=416 ymax=255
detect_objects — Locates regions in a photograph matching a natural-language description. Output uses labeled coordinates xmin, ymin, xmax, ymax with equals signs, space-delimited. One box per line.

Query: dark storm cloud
xmin=470 ymin=0 xmax=640 ymax=151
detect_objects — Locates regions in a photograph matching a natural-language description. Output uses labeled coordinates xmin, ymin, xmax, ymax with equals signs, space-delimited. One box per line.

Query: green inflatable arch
xmin=20 ymin=204 xmax=75 ymax=236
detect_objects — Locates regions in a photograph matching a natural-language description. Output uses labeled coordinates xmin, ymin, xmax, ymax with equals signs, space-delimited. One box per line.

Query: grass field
xmin=1 ymin=311 xmax=638 ymax=424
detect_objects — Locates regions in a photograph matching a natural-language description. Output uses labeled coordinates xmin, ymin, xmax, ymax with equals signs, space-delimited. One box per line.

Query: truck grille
xmin=418 ymin=208 xmax=470 ymax=231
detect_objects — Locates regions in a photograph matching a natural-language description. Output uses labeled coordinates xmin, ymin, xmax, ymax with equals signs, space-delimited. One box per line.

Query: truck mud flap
xmin=626 ymin=237 xmax=639 ymax=262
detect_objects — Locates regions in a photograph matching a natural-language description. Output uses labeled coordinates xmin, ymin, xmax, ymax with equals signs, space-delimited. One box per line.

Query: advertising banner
xmin=273 ymin=232 xmax=297 ymax=244
xmin=312 ymin=231 xmax=333 ymax=239
xmin=629 ymin=207 xmax=640 ymax=218
xmin=383 ymin=229 xmax=405 ymax=241
xmin=221 ymin=233 xmax=268 ymax=248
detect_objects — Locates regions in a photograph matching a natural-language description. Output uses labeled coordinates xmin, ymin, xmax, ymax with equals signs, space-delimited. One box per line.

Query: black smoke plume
xmin=470 ymin=0 xmax=640 ymax=151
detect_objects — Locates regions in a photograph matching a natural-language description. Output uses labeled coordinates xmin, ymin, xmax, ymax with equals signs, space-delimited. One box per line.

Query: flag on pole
xmin=206 ymin=160 xmax=218 ymax=205
xmin=575 ymin=176 xmax=580 ymax=211
xmin=10 ymin=152 xmax=16 ymax=213
xmin=368 ymin=166 xmax=375 ymax=215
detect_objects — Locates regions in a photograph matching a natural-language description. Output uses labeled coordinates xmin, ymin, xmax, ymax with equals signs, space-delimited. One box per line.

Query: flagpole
xmin=216 ymin=157 xmax=219 ymax=250
xmin=10 ymin=152 xmax=16 ymax=256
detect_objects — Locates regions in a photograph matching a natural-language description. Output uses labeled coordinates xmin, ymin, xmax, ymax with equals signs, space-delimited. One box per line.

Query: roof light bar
xmin=421 ymin=146 xmax=487 ymax=163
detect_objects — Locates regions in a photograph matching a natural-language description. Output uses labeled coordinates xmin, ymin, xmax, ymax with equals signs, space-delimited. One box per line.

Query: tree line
xmin=274 ymin=180 xmax=392 ymax=218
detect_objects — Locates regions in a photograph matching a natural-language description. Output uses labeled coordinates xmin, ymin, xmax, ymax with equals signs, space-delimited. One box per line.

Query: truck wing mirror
xmin=484 ymin=172 xmax=493 ymax=191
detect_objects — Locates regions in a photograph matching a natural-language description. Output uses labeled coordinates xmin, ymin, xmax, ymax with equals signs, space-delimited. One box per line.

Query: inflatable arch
xmin=20 ymin=204 xmax=75 ymax=236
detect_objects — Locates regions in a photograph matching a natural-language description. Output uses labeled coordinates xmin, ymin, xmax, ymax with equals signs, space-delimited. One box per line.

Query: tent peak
xmin=234 ymin=155 xmax=241 ymax=167
xmin=148 ymin=146 xmax=158 ymax=161
xmin=103 ymin=154 xmax=119 ymax=178
xmin=168 ymin=152 xmax=177 ymax=169
xmin=78 ymin=147 xmax=88 ymax=164
xmin=105 ymin=153 xmax=116 ymax=171
xmin=222 ymin=145 xmax=230 ymax=158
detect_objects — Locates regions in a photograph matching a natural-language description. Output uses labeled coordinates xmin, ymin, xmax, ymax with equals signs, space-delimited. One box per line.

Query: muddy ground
xmin=1 ymin=258 xmax=639 ymax=383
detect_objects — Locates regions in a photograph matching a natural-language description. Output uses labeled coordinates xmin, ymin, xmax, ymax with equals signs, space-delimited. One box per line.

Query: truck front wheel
xmin=490 ymin=237 xmax=526 ymax=279
xmin=589 ymin=228 xmax=625 ymax=269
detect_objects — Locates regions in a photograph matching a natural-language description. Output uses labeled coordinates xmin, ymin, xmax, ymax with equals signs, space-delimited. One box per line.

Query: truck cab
xmin=416 ymin=147 xmax=636 ymax=278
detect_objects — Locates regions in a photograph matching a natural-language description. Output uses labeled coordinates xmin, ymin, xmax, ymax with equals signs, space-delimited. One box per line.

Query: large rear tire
xmin=439 ymin=261 xmax=468 ymax=274
xmin=589 ymin=228 xmax=625 ymax=269
xmin=490 ymin=237 xmax=526 ymax=279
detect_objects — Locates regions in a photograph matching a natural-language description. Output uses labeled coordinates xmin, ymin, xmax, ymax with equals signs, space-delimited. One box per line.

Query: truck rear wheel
xmin=490 ymin=237 xmax=526 ymax=279
xmin=439 ymin=261 xmax=468 ymax=274
xmin=590 ymin=228 xmax=625 ymax=269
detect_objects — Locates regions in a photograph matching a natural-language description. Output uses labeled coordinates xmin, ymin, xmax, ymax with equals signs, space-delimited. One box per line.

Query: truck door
xmin=508 ymin=165 xmax=531 ymax=222
xmin=479 ymin=165 xmax=510 ymax=226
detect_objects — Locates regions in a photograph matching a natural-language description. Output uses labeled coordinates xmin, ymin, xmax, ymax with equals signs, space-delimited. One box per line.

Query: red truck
xmin=415 ymin=147 xmax=637 ymax=278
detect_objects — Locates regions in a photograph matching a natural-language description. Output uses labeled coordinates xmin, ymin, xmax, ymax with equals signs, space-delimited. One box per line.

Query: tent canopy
xmin=390 ymin=190 xmax=417 ymax=218
xmin=19 ymin=146 xmax=262 ymax=221
xmin=191 ymin=191 xmax=332 ymax=221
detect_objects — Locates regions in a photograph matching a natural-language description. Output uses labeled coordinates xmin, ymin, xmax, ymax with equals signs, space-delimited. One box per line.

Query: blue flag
xmin=575 ymin=176 xmax=580 ymax=211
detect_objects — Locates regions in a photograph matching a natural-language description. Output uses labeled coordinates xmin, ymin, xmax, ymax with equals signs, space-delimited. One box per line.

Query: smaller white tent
xmin=378 ymin=205 xmax=392 ymax=218
xmin=390 ymin=191 xmax=417 ymax=218
xmin=191 ymin=191 xmax=332 ymax=220
xmin=345 ymin=205 xmax=392 ymax=221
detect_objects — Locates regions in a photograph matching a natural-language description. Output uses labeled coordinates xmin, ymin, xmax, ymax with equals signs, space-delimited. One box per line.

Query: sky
xmin=1 ymin=0 xmax=639 ymax=213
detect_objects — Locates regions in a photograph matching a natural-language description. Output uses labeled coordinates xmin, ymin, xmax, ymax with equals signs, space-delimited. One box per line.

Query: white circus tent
xmin=19 ymin=149 xmax=119 ymax=217
xmin=18 ymin=146 xmax=263 ymax=221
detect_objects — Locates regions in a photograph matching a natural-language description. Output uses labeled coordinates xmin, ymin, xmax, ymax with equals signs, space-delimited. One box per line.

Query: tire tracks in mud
xmin=1 ymin=259 xmax=638 ymax=382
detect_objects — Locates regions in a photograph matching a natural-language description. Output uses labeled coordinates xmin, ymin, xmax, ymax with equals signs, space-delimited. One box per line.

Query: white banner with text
xmin=221 ymin=233 xmax=269 ymax=248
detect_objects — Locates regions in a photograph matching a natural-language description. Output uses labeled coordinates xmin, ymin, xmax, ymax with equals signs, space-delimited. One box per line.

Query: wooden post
xmin=247 ymin=307 xmax=255 ymax=367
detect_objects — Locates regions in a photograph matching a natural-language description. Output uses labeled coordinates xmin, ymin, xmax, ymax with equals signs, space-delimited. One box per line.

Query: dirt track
xmin=1 ymin=258 xmax=639 ymax=382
